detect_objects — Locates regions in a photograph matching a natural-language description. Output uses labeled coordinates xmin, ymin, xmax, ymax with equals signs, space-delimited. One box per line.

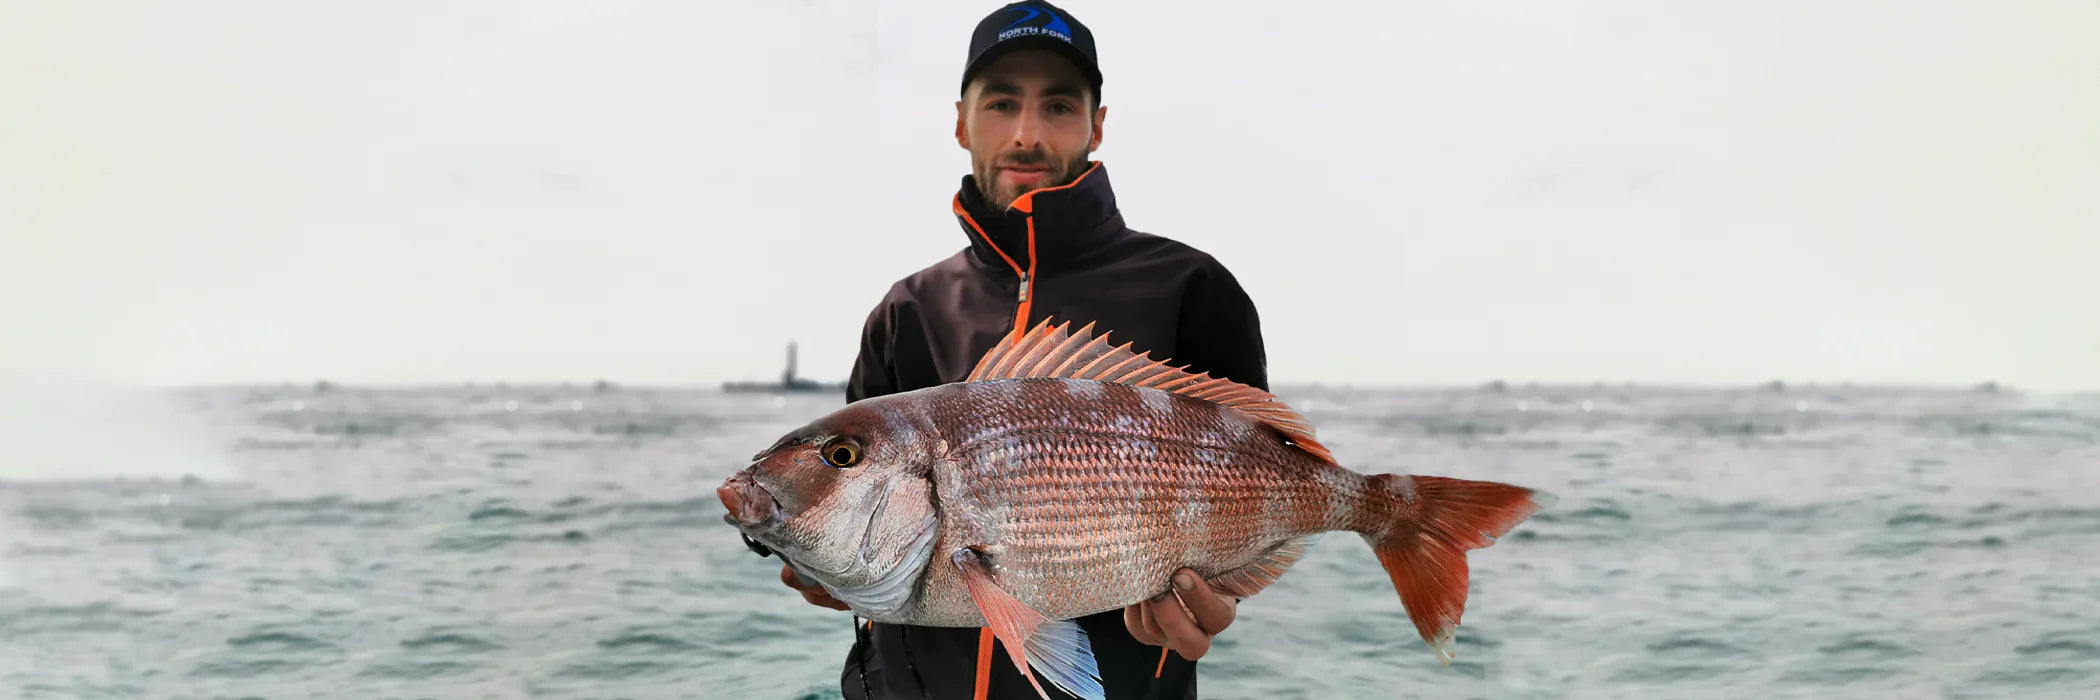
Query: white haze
xmin=2 ymin=0 xmax=2096 ymax=391
xmin=0 ymin=374 xmax=237 ymax=482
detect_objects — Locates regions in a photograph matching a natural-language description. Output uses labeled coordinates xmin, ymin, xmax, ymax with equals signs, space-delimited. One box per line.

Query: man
xmin=781 ymin=2 xmax=1269 ymax=698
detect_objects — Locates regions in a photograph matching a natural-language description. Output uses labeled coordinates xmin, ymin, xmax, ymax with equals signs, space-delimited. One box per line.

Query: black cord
xmin=853 ymin=617 xmax=874 ymax=700
xmin=898 ymin=625 xmax=931 ymax=699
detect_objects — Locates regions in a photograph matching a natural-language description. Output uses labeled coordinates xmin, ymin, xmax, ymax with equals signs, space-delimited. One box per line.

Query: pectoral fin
xmin=952 ymin=547 xmax=1104 ymax=700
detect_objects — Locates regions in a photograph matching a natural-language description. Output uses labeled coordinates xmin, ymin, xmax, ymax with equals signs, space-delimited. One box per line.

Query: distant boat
xmin=723 ymin=342 xmax=845 ymax=394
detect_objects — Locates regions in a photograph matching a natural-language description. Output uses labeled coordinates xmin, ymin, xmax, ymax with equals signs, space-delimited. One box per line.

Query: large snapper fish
xmin=717 ymin=319 xmax=1553 ymax=700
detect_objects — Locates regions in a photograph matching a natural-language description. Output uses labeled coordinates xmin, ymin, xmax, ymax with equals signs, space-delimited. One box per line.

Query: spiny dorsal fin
xmin=966 ymin=318 xmax=1334 ymax=465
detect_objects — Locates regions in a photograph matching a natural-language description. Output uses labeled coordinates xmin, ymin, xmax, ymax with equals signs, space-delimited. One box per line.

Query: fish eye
xmin=819 ymin=437 xmax=862 ymax=468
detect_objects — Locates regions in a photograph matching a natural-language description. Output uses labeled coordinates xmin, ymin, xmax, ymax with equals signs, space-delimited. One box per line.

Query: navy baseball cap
xmin=960 ymin=1 xmax=1102 ymax=103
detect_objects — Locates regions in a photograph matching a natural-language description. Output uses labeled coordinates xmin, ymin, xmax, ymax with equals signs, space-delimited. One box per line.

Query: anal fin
xmin=953 ymin=547 xmax=1104 ymax=700
xmin=1021 ymin=619 xmax=1097 ymax=700
xmin=1208 ymin=535 xmax=1318 ymax=599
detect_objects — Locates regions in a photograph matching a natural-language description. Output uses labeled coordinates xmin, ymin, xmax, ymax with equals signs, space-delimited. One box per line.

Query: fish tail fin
xmin=1361 ymin=474 xmax=1554 ymax=665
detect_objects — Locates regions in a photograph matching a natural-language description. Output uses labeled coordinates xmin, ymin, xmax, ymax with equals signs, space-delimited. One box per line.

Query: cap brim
xmin=961 ymin=36 xmax=1102 ymax=97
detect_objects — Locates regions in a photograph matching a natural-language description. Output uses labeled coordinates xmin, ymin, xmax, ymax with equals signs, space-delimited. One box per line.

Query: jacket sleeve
xmin=1176 ymin=259 xmax=1270 ymax=392
xmin=844 ymin=296 xmax=901 ymax=404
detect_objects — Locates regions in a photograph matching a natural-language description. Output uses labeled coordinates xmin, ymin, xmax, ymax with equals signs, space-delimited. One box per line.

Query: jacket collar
xmin=952 ymin=161 xmax=1125 ymax=275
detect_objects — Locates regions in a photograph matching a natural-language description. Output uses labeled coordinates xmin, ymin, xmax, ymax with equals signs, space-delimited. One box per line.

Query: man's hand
xmin=780 ymin=564 xmax=851 ymax=611
xmin=1123 ymin=568 xmax=1236 ymax=661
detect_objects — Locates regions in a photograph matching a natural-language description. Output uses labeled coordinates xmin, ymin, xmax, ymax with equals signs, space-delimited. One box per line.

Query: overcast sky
xmin=3 ymin=0 xmax=2096 ymax=390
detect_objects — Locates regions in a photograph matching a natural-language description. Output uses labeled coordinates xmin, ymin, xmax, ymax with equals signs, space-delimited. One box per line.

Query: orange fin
xmin=1363 ymin=474 xmax=1555 ymax=665
xmin=952 ymin=547 xmax=1104 ymax=700
xmin=1208 ymin=535 xmax=1317 ymax=599
xmin=965 ymin=317 xmax=1335 ymax=464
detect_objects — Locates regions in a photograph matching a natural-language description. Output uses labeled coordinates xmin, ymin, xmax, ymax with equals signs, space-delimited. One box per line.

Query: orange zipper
xmin=951 ymin=162 xmax=1100 ymax=341
xmin=953 ymin=198 xmax=1036 ymax=338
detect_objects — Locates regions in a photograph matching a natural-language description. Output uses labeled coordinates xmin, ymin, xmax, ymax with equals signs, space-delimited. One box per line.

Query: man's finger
xmin=1135 ymin=601 xmax=1158 ymax=643
xmin=806 ymin=589 xmax=850 ymax=611
xmin=1170 ymin=570 xmax=1236 ymax=636
xmin=1137 ymin=600 xmax=1167 ymax=645
xmin=781 ymin=565 xmax=851 ymax=611
xmin=1124 ymin=605 xmax=1163 ymax=646
xmin=1146 ymin=595 xmax=1212 ymax=660
xmin=1136 ymin=598 xmax=1162 ymax=646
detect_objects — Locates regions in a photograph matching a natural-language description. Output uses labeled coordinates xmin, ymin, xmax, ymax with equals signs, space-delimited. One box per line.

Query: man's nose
xmin=1009 ymin=108 xmax=1044 ymax=148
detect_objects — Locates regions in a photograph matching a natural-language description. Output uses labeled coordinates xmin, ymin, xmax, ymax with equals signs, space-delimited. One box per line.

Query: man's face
xmin=956 ymin=48 xmax=1106 ymax=212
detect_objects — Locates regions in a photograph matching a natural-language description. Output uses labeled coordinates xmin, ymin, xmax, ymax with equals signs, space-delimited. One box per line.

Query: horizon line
xmin=118 ymin=378 xmax=2077 ymax=395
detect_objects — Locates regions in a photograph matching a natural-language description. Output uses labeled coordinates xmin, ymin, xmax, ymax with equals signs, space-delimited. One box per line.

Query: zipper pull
xmin=1017 ymin=272 xmax=1030 ymax=303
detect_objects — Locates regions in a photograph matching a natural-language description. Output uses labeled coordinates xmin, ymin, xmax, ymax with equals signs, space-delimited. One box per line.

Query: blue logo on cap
xmin=998 ymin=6 xmax=1072 ymax=43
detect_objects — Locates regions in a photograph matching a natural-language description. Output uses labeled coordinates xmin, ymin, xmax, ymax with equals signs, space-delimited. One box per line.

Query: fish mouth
xmin=716 ymin=470 xmax=781 ymax=529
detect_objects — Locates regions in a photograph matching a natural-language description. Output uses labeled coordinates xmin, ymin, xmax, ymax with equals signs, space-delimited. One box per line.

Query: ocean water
xmin=2 ymin=383 xmax=2097 ymax=699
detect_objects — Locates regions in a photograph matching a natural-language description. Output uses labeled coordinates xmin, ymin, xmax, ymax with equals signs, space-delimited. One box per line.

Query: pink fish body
xmin=719 ymin=320 xmax=1553 ymax=700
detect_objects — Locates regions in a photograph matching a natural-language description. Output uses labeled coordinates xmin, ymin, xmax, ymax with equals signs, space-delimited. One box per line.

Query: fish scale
xmin=927 ymin=382 xmax=1343 ymax=624
xmin=718 ymin=318 xmax=1555 ymax=700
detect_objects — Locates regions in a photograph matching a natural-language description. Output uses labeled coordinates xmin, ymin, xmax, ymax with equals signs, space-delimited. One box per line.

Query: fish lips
xmin=716 ymin=471 xmax=783 ymax=529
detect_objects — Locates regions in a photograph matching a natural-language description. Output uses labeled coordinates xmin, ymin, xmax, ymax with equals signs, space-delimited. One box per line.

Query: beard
xmin=975 ymin=149 xmax=1091 ymax=212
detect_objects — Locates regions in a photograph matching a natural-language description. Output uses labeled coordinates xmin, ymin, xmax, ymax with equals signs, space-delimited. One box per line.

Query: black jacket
xmin=839 ymin=162 xmax=1268 ymax=700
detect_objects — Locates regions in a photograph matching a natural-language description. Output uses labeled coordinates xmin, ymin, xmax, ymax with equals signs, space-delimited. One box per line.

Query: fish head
xmin=717 ymin=396 xmax=942 ymax=601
